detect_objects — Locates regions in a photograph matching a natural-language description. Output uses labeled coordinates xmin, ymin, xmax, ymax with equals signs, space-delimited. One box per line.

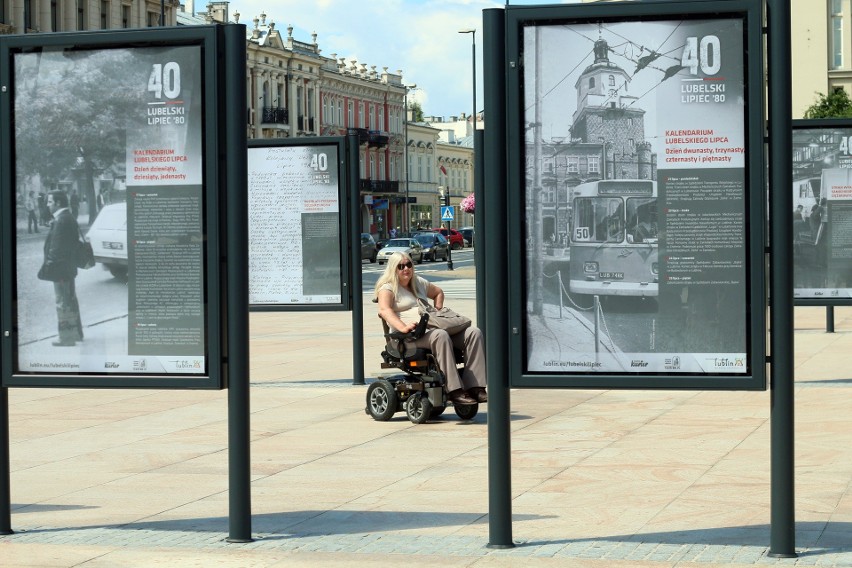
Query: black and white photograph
xmin=521 ymin=16 xmax=751 ymax=375
xmin=792 ymin=126 xmax=852 ymax=300
xmin=247 ymin=144 xmax=344 ymax=307
xmin=14 ymin=44 xmax=207 ymax=376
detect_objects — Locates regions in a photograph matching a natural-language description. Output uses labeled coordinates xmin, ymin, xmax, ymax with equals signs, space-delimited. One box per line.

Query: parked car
xmin=458 ymin=227 xmax=475 ymax=247
xmin=85 ymin=203 xmax=128 ymax=280
xmin=377 ymin=238 xmax=424 ymax=265
xmin=377 ymin=232 xmax=415 ymax=250
xmin=414 ymin=232 xmax=449 ymax=262
xmin=420 ymin=227 xmax=464 ymax=250
xmin=360 ymin=233 xmax=377 ymax=262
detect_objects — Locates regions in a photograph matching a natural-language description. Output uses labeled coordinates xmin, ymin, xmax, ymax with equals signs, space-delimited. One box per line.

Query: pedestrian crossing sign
xmin=441 ymin=206 xmax=455 ymax=221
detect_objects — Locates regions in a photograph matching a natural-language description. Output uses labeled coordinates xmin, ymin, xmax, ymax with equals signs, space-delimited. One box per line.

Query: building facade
xmin=1 ymin=0 xmax=476 ymax=238
xmin=0 ymin=0 xmax=179 ymax=33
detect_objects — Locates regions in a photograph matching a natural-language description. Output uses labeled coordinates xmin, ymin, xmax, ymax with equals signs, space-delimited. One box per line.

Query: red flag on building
xmin=439 ymin=165 xmax=447 ymax=175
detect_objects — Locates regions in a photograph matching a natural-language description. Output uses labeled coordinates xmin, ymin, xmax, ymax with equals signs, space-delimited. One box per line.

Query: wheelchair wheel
xmin=454 ymin=402 xmax=479 ymax=421
xmin=366 ymin=380 xmax=399 ymax=421
xmin=406 ymin=392 xmax=432 ymax=424
xmin=430 ymin=405 xmax=446 ymax=419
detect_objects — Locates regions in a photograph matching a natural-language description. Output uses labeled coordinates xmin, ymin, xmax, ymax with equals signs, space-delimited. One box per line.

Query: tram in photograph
xmin=569 ymin=179 xmax=659 ymax=297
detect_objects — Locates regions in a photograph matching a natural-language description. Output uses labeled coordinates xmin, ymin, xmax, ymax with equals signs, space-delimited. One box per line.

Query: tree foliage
xmin=410 ymin=101 xmax=425 ymax=123
xmin=803 ymin=88 xmax=852 ymax=119
xmin=15 ymin=49 xmax=148 ymax=222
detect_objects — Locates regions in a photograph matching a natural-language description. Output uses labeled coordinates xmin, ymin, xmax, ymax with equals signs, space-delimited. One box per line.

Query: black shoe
xmin=448 ymin=389 xmax=477 ymax=405
xmin=469 ymin=389 xmax=488 ymax=403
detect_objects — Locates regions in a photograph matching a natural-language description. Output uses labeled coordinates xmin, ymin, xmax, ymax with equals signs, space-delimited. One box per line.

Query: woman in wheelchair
xmin=374 ymin=252 xmax=487 ymax=406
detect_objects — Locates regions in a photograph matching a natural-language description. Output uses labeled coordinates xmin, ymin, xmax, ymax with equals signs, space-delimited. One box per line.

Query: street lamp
xmin=403 ymin=83 xmax=417 ymax=233
xmin=458 ymin=29 xmax=476 ymax=136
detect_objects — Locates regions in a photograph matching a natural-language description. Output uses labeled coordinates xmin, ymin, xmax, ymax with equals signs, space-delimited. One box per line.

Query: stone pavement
xmin=3 ymin=280 xmax=852 ymax=567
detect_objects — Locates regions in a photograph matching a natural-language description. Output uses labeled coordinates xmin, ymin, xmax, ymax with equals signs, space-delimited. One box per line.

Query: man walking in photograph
xmin=39 ymin=190 xmax=84 ymax=346
xmin=26 ymin=191 xmax=39 ymax=233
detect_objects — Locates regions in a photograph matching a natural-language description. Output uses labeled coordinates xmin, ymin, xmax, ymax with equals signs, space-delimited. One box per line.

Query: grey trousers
xmin=409 ymin=326 xmax=486 ymax=393
xmin=54 ymin=279 xmax=83 ymax=343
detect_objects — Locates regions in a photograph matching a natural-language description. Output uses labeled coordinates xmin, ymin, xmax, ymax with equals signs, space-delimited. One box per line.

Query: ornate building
xmin=0 ymin=0 xmax=180 ymax=33
xmin=1 ymin=1 xmax=473 ymax=237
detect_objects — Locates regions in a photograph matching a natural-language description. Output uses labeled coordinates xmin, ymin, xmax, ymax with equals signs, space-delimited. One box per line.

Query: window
xmin=24 ymin=0 xmax=34 ymax=30
xmin=348 ymin=101 xmax=353 ymax=126
xmin=626 ymin=197 xmax=658 ymax=243
xmin=101 ymin=0 xmax=109 ymax=29
xmin=0 ymin=0 xmax=6 ymax=24
xmin=370 ymin=155 xmax=375 ymax=179
xmin=427 ymin=156 xmax=432 ymax=182
xmin=573 ymin=197 xmax=624 ymax=243
xmin=51 ymin=0 xmax=59 ymax=31
xmin=832 ymin=0 xmax=844 ymax=69
xmin=79 ymin=4 xmax=89 ymax=29
xmin=379 ymin=155 xmax=385 ymax=180
xmin=417 ymin=156 xmax=423 ymax=181
xmin=369 ymin=105 xmax=375 ymax=130
xmin=147 ymin=11 xmax=159 ymax=27
xmin=567 ymin=156 xmax=579 ymax=174
xmin=122 ymin=4 xmax=130 ymax=28
xmin=588 ymin=155 xmax=600 ymax=174
xmin=608 ymin=75 xmax=615 ymax=86
xmin=359 ymin=103 xmax=365 ymax=128
xmin=379 ymin=107 xmax=384 ymax=131
xmin=589 ymin=77 xmax=595 ymax=89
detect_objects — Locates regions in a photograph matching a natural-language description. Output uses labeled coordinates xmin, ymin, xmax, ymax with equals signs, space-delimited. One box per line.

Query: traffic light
xmin=443 ymin=191 xmax=450 ymax=207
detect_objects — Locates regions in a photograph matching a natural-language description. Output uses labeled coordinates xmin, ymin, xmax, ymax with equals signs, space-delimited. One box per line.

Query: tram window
xmin=573 ymin=197 xmax=623 ymax=243
xmin=626 ymin=197 xmax=658 ymax=243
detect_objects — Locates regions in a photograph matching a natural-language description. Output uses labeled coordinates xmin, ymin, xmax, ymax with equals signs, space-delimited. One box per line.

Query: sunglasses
xmin=396 ymin=262 xmax=413 ymax=270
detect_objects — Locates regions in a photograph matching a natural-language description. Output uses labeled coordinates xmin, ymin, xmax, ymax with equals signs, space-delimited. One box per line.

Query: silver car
xmin=85 ymin=203 xmax=128 ymax=280
xmin=377 ymin=238 xmax=424 ymax=265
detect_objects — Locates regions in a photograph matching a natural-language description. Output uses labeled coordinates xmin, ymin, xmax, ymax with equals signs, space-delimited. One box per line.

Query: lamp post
xmin=458 ymin=29 xmax=476 ymax=136
xmin=403 ymin=83 xmax=416 ymax=233
xmin=458 ymin=28 xmax=475 ymax=271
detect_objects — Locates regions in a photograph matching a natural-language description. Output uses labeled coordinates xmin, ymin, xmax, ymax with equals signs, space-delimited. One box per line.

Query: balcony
xmin=368 ymin=130 xmax=389 ymax=148
xmin=347 ymin=128 xmax=370 ymax=144
xmin=262 ymin=107 xmax=288 ymax=125
xmin=359 ymin=179 xmax=400 ymax=193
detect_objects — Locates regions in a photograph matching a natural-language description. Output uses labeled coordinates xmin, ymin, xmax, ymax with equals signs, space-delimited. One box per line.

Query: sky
xmin=207 ymin=0 xmax=583 ymax=120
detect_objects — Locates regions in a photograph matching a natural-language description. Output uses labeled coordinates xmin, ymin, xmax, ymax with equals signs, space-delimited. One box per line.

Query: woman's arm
xmin=426 ymin=282 xmax=445 ymax=309
xmin=377 ymin=289 xmax=416 ymax=333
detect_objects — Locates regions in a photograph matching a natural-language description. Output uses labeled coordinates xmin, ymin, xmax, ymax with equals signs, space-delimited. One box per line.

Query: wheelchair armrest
xmin=385 ymin=313 xmax=429 ymax=342
xmin=412 ymin=312 xmax=429 ymax=339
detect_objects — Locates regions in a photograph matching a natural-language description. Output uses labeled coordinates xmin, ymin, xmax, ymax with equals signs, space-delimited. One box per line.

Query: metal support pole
xmin=826 ymin=306 xmax=835 ymax=333
xmin=474 ymin=129 xmax=485 ymax=332
xmin=594 ymin=295 xmax=600 ymax=361
xmin=223 ymin=23 xmax=252 ymax=544
xmin=484 ymin=7 xmax=513 ymax=549
xmin=767 ymin=0 xmax=796 ymax=558
xmin=350 ymin=134 xmax=366 ymax=386
xmin=0 ymin=388 xmax=11 ymax=534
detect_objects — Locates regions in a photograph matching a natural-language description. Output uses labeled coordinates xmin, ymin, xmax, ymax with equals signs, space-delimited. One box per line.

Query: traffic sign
xmin=441 ymin=206 xmax=455 ymax=221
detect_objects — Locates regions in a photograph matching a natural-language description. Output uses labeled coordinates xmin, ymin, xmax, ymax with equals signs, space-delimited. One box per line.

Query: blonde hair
xmin=374 ymin=252 xmax=419 ymax=300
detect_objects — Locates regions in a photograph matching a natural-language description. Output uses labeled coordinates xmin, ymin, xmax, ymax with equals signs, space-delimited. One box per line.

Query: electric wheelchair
xmin=366 ymin=312 xmax=479 ymax=424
